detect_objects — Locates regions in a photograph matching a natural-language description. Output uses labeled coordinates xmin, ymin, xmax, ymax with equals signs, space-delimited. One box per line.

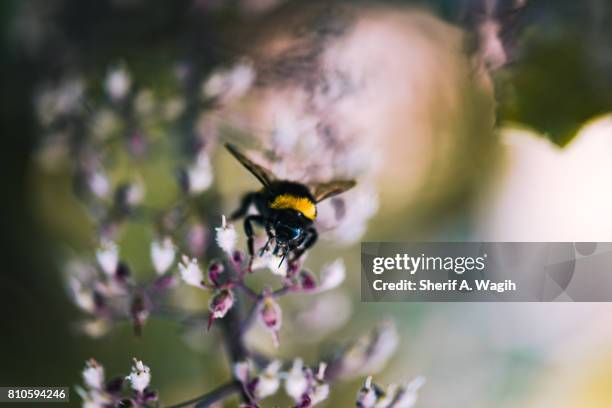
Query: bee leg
xmin=291 ymin=227 xmax=318 ymax=262
xmin=244 ymin=215 xmax=265 ymax=272
xmin=230 ymin=192 xmax=258 ymax=221
xmin=260 ymin=224 xmax=274 ymax=256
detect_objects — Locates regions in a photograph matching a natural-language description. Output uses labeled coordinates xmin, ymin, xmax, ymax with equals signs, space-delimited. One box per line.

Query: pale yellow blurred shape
xmin=528 ymin=346 xmax=612 ymax=408
xmin=473 ymin=116 xmax=612 ymax=407
xmin=479 ymin=115 xmax=612 ymax=241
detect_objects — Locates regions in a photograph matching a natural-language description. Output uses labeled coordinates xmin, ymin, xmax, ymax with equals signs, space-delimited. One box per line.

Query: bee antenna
xmin=278 ymin=251 xmax=287 ymax=269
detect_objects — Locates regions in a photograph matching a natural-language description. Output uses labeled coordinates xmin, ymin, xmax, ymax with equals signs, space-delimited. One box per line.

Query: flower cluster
xmin=234 ymin=358 xmax=330 ymax=407
xmin=356 ymin=375 xmax=425 ymax=408
xmin=176 ymin=216 xmax=347 ymax=346
xmin=66 ymin=236 xmax=178 ymax=337
xmin=326 ymin=320 xmax=400 ymax=380
xmin=77 ymin=358 xmax=156 ymax=408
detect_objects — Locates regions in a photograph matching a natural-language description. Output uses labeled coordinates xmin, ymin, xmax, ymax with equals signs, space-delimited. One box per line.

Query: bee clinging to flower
xmin=225 ymin=143 xmax=356 ymax=267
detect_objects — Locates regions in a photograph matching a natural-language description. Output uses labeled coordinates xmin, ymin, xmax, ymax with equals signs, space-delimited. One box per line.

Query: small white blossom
xmin=356 ymin=376 xmax=378 ymax=408
xmin=134 ymin=89 xmax=155 ymax=116
xmin=96 ymin=239 xmax=119 ymax=275
xmin=105 ymin=66 xmax=131 ymax=100
xmin=88 ymin=170 xmax=110 ymax=198
xmin=310 ymin=382 xmax=330 ymax=406
xmin=125 ymin=181 xmax=145 ymax=206
xmin=150 ymin=238 xmax=176 ymax=275
xmin=336 ymin=321 xmax=399 ymax=380
xmin=285 ymin=359 xmax=308 ymax=402
xmin=126 ymin=358 xmax=151 ymax=393
xmin=233 ymin=360 xmax=251 ymax=384
xmin=357 ymin=376 xmax=425 ymax=408
xmin=68 ymin=276 xmax=95 ymax=313
xmin=310 ymin=363 xmax=330 ymax=405
xmin=295 ymin=292 xmax=352 ymax=340
xmin=393 ymin=377 xmax=426 ymax=408
xmin=162 ymin=97 xmax=185 ymax=121
xmin=178 ymin=255 xmax=203 ymax=287
xmin=253 ymin=360 xmax=282 ymax=399
xmin=82 ymin=359 xmax=105 ymax=390
xmin=375 ymin=385 xmax=399 ymax=408
xmin=318 ymin=259 xmax=346 ymax=291
xmin=36 ymin=77 xmax=84 ymax=124
xmin=79 ymin=319 xmax=111 ymax=338
xmin=91 ymin=109 xmax=119 ymax=141
xmin=79 ymin=388 xmax=112 ymax=408
xmin=203 ymin=62 xmax=255 ymax=102
xmin=215 ymin=215 xmax=237 ymax=254
xmin=186 ymin=152 xmax=213 ymax=193
xmin=251 ymin=250 xmax=288 ymax=276
xmin=361 ymin=321 xmax=400 ymax=375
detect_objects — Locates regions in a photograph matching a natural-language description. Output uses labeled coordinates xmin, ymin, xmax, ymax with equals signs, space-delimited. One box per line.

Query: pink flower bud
xmin=258 ymin=295 xmax=282 ymax=347
xmin=152 ymin=274 xmax=176 ymax=292
xmin=287 ymin=260 xmax=302 ymax=279
xmin=187 ymin=223 xmax=209 ymax=257
xmin=207 ymin=262 xmax=224 ymax=285
xmin=128 ymin=131 xmax=147 ymax=157
xmin=130 ymin=295 xmax=150 ymax=337
xmin=299 ymin=270 xmax=317 ymax=292
xmin=232 ymin=250 xmax=246 ymax=265
xmin=208 ymin=289 xmax=234 ymax=329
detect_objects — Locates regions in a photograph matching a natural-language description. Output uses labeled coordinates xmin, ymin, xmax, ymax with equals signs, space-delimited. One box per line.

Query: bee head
xmin=273 ymin=211 xmax=305 ymax=245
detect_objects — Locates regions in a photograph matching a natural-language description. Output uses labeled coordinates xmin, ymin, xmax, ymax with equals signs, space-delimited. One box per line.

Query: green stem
xmin=165 ymin=381 xmax=240 ymax=408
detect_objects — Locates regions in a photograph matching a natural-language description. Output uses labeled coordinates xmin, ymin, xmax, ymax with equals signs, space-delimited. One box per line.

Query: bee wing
xmin=225 ymin=143 xmax=276 ymax=187
xmin=309 ymin=180 xmax=356 ymax=203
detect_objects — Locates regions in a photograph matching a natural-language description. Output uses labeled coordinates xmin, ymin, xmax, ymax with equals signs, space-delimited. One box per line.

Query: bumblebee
xmin=225 ymin=143 xmax=356 ymax=266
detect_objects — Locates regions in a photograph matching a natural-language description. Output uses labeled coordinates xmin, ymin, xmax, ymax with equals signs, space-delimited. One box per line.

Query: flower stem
xmin=165 ymin=381 xmax=240 ymax=408
xmin=196 ymin=193 xmax=257 ymax=406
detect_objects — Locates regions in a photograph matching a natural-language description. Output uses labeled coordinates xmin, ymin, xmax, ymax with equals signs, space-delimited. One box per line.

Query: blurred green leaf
xmin=498 ymin=33 xmax=612 ymax=146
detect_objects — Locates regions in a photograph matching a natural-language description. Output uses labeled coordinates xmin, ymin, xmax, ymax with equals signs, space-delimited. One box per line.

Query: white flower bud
xmin=202 ymin=62 xmax=255 ymax=102
xmin=233 ymin=360 xmax=251 ymax=384
xmin=82 ymin=359 xmax=105 ymax=390
xmin=337 ymin=321 xmax=399 ymax=380
xmin=215 ymin=215 xmax=238 ymax=254
xmin=356 ymin=376 xmax=378 ymax=408
xmin=310 ymin=382 xmax=330 ymax=406
xmin=126 ymin=358 xmax=151 ymax=393
xmin=105 ymin=66 xmax=131 ymax=100
xmin=251 ymin=251 xmax=288 ymax=276
xmin=79 ymin=319 xmax=111 ymax=339
xmin=88 ymin=170 xmax=110 ymax=198
xmin=134 ymin=89 xmax=155 ymax=116
xmin=150 ymin=238 xmax=176 ymax=275
xmin=125 ymin=182 xmax=145 ymax=206
xmin=162 ymin=97 xmax=185 ymax=121
xmin=68 ymin=276 xmax=95 ymax=313
xmin=392 ymin=376 xmax=425 ymax=408
xmin=80 ymin=388 xmax=112 ymax=408
xmin=178 ymin=255 xmax=204 ymax=287
xmin=285 ymin=359 xmax=308 ymax=402
xmin=318 ymin=259 xmax=346 ymax=291
xmin=186 ymin=153 xmax=213 ymax=194
xmin=96 ymin=239 xmax=119 ymax=276
xmin=253 ymin=360 xmax=282 ymax=399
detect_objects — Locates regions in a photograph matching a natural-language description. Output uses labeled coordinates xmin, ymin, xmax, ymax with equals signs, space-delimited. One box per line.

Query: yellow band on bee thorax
xmin=269 ymin=194 xmax=317 ymax=220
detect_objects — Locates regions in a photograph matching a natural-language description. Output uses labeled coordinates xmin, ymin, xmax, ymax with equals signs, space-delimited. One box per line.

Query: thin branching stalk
xmin=166 ymin=381 xmax=240 ymax=408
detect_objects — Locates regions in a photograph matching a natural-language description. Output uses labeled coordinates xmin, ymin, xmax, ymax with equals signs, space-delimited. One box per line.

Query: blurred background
xmin=2 ymin=0 xmax=612 ymax=407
